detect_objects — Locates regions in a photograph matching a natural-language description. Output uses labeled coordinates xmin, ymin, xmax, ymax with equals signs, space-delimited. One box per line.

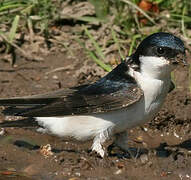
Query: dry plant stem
xmin=45 ymin=64 xmax=76 ymax=75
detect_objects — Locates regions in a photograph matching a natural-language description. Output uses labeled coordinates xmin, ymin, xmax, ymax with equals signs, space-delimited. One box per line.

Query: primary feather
xmin=0 ymin=62 xmax=143 ymax=117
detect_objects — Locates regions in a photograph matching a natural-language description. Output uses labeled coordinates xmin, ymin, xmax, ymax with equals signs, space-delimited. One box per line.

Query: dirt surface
xmin=0 ymin=38 xmax=191 ymax=180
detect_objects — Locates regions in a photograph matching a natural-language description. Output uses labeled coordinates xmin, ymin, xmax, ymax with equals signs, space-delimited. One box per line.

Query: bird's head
xmin=130 ymin=32 xmax=186 ymax=79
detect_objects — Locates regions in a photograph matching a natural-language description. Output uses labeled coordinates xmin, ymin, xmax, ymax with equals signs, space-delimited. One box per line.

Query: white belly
xmin=36 ymin=92 xmax=165 ymax=141
xmin=36 ymin=73 xmax=170 ymax=141
xmin=36 ymin=99 xmax=145 ymax=141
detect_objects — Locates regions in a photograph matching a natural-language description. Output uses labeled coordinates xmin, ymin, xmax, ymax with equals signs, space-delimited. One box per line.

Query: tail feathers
xmin=0 ymin=118 xmax=40 ymax=128
xmin=0 ymin=97 xmax=56 ymax=106
xmin=2 ymin=106 xmax=42 ymax=116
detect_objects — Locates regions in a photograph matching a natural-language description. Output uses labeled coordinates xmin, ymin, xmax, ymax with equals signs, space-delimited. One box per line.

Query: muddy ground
xmin=0 ymin=37 xmax=191 ymax=180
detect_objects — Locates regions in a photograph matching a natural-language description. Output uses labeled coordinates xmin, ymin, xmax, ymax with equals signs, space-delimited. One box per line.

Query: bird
xmin=0 ymin=32 xmax=186 ymax=158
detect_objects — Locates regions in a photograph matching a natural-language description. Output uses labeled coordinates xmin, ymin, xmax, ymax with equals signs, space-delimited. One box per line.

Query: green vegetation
xmin=0 ymin=0 xmax=60 ymax=31
xmin=0 ymin=0 xmax=190 ymax=85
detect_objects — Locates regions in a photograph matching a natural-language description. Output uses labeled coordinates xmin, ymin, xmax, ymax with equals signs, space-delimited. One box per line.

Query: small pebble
xmin=143 ymin=127 xmax=148 ymax=132
xmin=173 ymin=132 xmax=180 ymax=138
xmin=52 ymin=75 xmax=58 ymax=80
xmin=0 ymin=128 xmax=5 ymax=136
xmin=114 ymin=169 xmax=122 ymax=175
xmin=34 ymin=84 xmax=42 ymax=88
xmin=140 ymin=154 xmax=149 ymax=164
xmin=35 ymin=76 xmax=41 ymax=81
xmin=116 ymin=162 xmax=125 ymax=169
xmin=75 ymin=172 xmax=81 ymax=176
xmin=142 ymin=142 xmax=148 ymax=148
xmin=68 ymin=178 xmax=80 ymax=180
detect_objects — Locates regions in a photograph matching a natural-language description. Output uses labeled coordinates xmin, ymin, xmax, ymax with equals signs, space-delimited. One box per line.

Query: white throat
xmin=131 ymin=56 xmax=172 ymax=116
xmin=139 ymin=56 xmax=172 ymax=80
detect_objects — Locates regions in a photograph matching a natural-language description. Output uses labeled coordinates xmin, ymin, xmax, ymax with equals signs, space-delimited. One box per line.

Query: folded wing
xmin=0 ymin=61 xmax=143 ymax=117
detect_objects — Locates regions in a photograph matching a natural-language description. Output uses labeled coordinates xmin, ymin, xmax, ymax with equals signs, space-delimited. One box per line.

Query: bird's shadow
xmin=13 ymin=140 xmax=79 ymax=154
xmin=108 ymin=139 xmax=191 ymax=159
xmin=13 ymin=139 xmax=191 ymax=159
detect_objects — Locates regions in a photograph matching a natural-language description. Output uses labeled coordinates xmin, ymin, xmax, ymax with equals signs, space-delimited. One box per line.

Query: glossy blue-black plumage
xmin=79 ymin=61 xmax=136 ymax=95
xmin=1 ymin=60 xmax=141 ymax=117
xmin=131 ymin=32 xmax=185 ymax=66
xmin=138 ymin=32 xmax=185 ymax=53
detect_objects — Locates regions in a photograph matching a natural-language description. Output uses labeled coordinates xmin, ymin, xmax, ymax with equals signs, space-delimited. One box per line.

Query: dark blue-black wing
xmin=0 ymin=61 xmax=143 ymax=117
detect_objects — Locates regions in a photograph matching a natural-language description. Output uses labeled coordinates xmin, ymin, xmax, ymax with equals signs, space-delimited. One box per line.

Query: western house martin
xmin=0 ymin=32 xmax=186 ymax=157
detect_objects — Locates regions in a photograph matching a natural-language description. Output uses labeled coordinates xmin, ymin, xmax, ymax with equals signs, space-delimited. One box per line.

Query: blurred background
xmin=0 ymin=0 xmax=190 ymax=69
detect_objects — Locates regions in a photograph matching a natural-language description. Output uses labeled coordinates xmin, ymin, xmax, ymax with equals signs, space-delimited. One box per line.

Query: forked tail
xmin=0 ymin=117 xmax=39 ymax=128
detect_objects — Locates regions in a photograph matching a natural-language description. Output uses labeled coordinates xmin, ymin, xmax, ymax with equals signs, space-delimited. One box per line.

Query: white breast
xmin=36 ymin=56 xmax=172 ymax=141
xmin=36 ymin=76 xmax=170 ymax=141
xmin=135 ymin=71 xmax=170 ymax=120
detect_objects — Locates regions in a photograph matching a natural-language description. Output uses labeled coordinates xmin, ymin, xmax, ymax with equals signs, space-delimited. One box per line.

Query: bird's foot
xmin=91 ymin=142 xmax=105 ymax=158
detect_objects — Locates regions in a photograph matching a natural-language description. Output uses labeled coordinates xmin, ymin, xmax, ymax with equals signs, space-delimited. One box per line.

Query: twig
xmin=45 ymin=65 xmax=76 ymax=75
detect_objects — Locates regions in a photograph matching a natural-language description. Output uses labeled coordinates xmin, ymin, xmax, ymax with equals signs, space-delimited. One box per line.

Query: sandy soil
xmin=0 ymin=39 xmax=191 ymax=180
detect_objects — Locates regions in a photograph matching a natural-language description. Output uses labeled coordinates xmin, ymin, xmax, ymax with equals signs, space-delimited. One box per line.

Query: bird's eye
xmin=157 ymin=47 xmax=165 ymax=55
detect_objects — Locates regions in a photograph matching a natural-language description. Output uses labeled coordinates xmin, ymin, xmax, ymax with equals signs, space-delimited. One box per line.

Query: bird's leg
xmin=114 ymin=130 xmax=137 ymax=159
xmin=91 ymin=128 xmax=112 ymax=158
xmin=91 ymin=137 xmax=105 ymax=158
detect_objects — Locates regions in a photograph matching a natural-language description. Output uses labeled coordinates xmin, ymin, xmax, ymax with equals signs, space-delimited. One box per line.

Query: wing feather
xmin=0 ymin=61 xmax=143 ymax=117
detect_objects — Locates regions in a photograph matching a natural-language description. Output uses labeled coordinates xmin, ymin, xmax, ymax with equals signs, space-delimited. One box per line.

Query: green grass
xmin=0 ymin=0 xmax=60 ymax=35
xmin=76 ymin=27 xmax=112 ymax=72
xmin=0 ymin=0 xmax=190 ymax=90
xmin=111 ymin=29 xmax=125 ymax=60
